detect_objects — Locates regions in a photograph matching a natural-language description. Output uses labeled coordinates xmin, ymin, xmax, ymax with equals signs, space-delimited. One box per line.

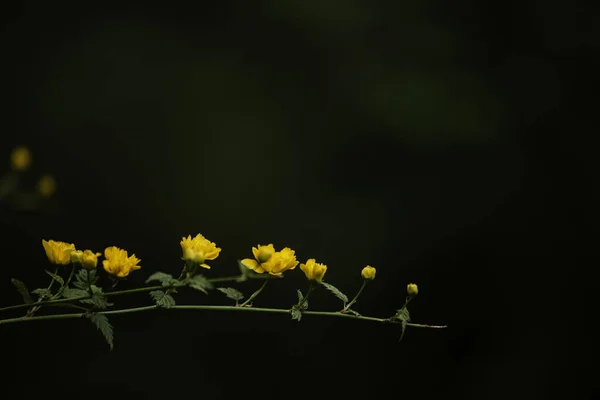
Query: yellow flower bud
xmin=81 ymin=250 xmax=101 ymax=270
xmin=252 ymin=244 xmax=275 ymax=263
xmin=407 ymin=283 xmax=419 ymax=296
xmin=10 ymin=146 xmax=31 ymax=171
xmin=299 ymin=258 xmax=327 ymax=282
xmin=42 ymin=240 xmax=75 ymax=265
xmin=70 ymin=250 xmax=84 ymax=264
xmin=361 ymin=265 xmax=376 ymax=280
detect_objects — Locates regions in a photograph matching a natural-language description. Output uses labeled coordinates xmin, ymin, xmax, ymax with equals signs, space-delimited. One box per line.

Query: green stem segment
xmin=240 ymin=279 xmax=269 ymax=307
xmin=298 ymin=282 xmax=314 ymax=308
xmin=342 ymin=280 xmax=368 ymax=313
xmin=0 ymin=304 xmax=448 ymax=328
xmin=0 ymin=274 xmax=248 ymax=313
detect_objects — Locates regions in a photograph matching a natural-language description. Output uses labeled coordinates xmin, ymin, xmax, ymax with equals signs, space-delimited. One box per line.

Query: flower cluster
xmin=41 ymin=240 xmax=141 ymax=278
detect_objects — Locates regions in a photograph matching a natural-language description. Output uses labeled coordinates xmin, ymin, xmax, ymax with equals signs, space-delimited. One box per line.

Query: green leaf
xmin=74 ymin=269 xmax=97 ymax=289
xmin=86 ymin=313 xmax=114 ymax=350
xmin=80 ymin=286 xmax=112 ymax=309
xmin=217 ymin=287 xmax=244 ymax=303
xmin=188 ymin=275 xmax=213 ymax=294
xmin=291 ymin=306 xmax=302 ymax=322
xmin=320 ymin=281 xmax=348 ymax=304
xmin=11 ymin=279 xmax=34 ymax=304
xmin=398 ymin=321 xmax=408 ymax=342
xmin=61 ymin=288 xmax=88 ymax=299
xmin=145 ymin=272 xmax=178 ymax=287
xmin=296 ymin=289 xmax=308 ymax=310
xmin=31 ymin=288 xmax=53 ymax=299
xmin=393 ymin=307 xmax=411 ymax=342
xmin=394 ymin=307 xmax=411 ymax=323
xmin=149 ymin=290 xmax=176 ymax=308
xmin=45 ymin=270 xmax=64 ymax=286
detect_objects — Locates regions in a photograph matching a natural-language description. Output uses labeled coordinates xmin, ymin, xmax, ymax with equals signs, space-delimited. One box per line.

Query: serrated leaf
xmin=320 ymin=281 xmax=349 ymax=304
xmin=394 ymin=307 xmax=411 ymax=322
xmin=296 ymin=290 xmax=308 ymax=310
xmin=80 ymin=286 xmax=111 ymax=309
xmin=45 ymin=270 xmax=64 ymax=286
xmin=217 ymin=287 xmax=244 ymax=302
xmin=398 ymin=321 xmax=408 ymax=342
xmin=74 ymin=269 xmax=97 ymax=289
xmin=149 ymin=290 xmax=176 ymax=308
xmin=11 ymin=279 xmax=34 ymax=304
xmin=61 ymin=288 xmax=88 ymax=299
xmin=291 ymin=307 xmax=302 ymax=322
xmin=188 ymin=275 xmax=213 ymax=294
xmin=145 ymin=272 xmax=177 ymax=287
xmin=86 ymin=313 xmax=114 ymax=350
xmin=31 ymin=288 xmax=52 ymax=299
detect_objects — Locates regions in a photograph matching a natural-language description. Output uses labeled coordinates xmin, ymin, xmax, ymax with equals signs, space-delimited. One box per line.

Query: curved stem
xmin=0 ymin=304 xmax=447 ymax=328
xmin=239 ymin=279 xmax=269 ymax=307
xmin=296 ymin=281 xmax=314 ymax=309
xmin=342 ymin=280 xmax=368 ymax=313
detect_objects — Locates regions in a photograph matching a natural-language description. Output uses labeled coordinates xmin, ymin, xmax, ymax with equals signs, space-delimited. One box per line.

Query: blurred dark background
xmin=0 ymin=1 xmax=595 ymax=399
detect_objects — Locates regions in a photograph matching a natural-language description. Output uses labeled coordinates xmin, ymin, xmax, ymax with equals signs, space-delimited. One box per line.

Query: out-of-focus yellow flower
xmin=42 ymin=240 xmax=75 ymax=265
xmin=241 ymin=245 xmax=298 ymax=276
xmin=103 ymin=246 xmax=141 ymax=278
xmin=407 ymin=283 xmax=419 ymax=296
xmin=38 ymin=175 xmax=56 ymax=197
xmin=10 ymin=146 xmax=31 ymax=171
xmin=82 ymin=250 xmax=101 ymax=270
xmin=70 ymin=250 xmax=84 ymax=264
xmin=361 ymin=265 xmax=376 ymax=280
xmin=299 ymin=258 xmax=327 ymax=282
xmin=180 ymin=233 xmax=221 ymax=269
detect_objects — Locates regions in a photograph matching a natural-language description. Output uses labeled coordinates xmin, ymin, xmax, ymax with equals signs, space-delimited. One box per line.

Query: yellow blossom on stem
xmin=81 ymin=250 xmax=101 ymax=270
xmin=42 ymin=240 xmax=75 ymax=265
xmin=103 ymin=246 xmax=141 ymax=278
xmin=180 ymin=233 xmax=221 ymax=269
xmin=361 ymin=265 xmax=376 ymax=280
xmin=70 ymin=250 xmax=84 ymax=264
xmin=407 ymin=283 xmax=419 ymax=296
xmin=299 ymin=258 xmax=327 ymax=282
xmin=262 ymin=247 xmax=299 ymax=276
xmin=241 ymin=245 xmax=298 ymax=276
xmin=10 ymin=146 xmax=31 ymax=171
xmin=253 ymin=244 xmax=275 ymax=264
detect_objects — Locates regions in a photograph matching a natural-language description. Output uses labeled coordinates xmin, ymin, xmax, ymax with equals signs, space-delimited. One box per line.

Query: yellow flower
xmin=42 ymin=240 xmax=75 ymax=265
xmin=299 ymin=258 xmax=327 ymax=282
xmin=70 ymin=250 xmax=84 ymax=264
xmin=262 ymin=247 xmax=299 ymax=276
xmin=82 ymin=250 xmax=101 ymax=270
xmin=180 ymin=233 xmax=221 ymax=269
xmin=38 ymin=175 xmax=57 ymax=197
xmin=407 ymin=283 xmax=419 ymax=296
xmin=10 ymin=146 xmax=31 ymax=171
xmin=253 ymin=244 xmax=275 ymax=263
xmin=361 ymin=265 xmax=376 ymax=280
xmin=103 ymin=246 xmax=141 ymax=278
xmin=241 ymin=245 xmax=298 ymax=276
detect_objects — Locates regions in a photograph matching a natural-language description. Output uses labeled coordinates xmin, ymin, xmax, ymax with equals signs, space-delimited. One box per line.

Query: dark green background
xmin=0 ymin=1 xmax=593 ymax=399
